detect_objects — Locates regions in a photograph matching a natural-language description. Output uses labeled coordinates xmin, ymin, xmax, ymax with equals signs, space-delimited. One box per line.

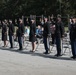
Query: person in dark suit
xmin=8 ymin=20 xmax=15 ymax=48
xmin=17 ymin=19 xmax=25 ymax=50
xmin=50 ymin=16 xmax=56 ymax=45
xmin=29 ymin=19 xmax=36 ymax=52
xmin=43 ymin=17 xmax=51 ymax=54
xmin=55 ymin=15 xmax=64 ymax=57
xmin=69 ymin=17 xmax=76 ymax=59
xmin=2 ymin=20 xmax=7 ymax=47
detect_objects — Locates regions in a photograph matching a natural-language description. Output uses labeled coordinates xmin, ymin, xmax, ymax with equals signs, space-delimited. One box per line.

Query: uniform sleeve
xmin=12 ymin=24 xmax=15 ymax=34
xmin=60 ymin=22 xmax=65 ymax=37
xmin=5 ymin=25 xmax=7 ymax=32
xmin=21 ymin=24 xmax=25 ymax=34
xmin=34 ymin=24 xmax=36 ymax=35
xmin=47 ymin=22 xmax=51 ymax=36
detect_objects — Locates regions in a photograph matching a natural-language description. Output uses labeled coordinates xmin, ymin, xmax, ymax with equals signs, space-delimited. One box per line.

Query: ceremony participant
xmin=2 ymin=20 xmax=8 ymax=47
xmin=29 ymin=19 xmax=36 ymax=52
xmin=69 ymin=17 xmax=76 ymax=59
xmin=50 ymin=15 xmax=56 ymax=45
xmin=55 ymin=15 xmax=64 ymax=57
xmin=43 ymin=17 xmax=51 ymax=54
xmin=8 ymin=20 xmax=15 ymax=48
xmin=17 ymin=19 xmax=25 ymax=50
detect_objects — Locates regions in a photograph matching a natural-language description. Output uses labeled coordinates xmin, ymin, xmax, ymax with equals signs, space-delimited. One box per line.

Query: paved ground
xmin=0 ymin=41 xmax=76 ymax=75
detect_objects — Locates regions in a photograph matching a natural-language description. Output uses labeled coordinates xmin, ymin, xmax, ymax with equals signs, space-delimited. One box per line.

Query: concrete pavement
xmin=0 ymin=42 xmax=76 ymax=75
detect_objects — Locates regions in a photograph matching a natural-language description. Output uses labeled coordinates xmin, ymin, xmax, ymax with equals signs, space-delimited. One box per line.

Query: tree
xmin=0 ymin=0 xmax=76 ymax=19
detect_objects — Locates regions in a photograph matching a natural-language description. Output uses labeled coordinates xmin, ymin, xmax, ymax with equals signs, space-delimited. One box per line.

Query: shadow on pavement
xmin=0 ymin=47 xmax=75 ymax=61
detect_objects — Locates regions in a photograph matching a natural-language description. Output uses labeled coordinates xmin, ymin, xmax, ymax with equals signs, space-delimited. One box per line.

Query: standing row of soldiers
xmin=35 ymin=15 xmax=76 ymax=59
xmin=0 ymin=19 xmax=25 ymax=50
xmin=42 ymin=16 xmax=64 ymax=57
xmin=0 ymin=16 xmax=76 ymax=59
xmin=43 ymin=16 xmax=76 ymax=59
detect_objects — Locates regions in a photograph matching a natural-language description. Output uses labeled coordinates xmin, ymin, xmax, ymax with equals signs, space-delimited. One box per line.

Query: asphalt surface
xmin=0 ymin=40 xmax=76 ymax=75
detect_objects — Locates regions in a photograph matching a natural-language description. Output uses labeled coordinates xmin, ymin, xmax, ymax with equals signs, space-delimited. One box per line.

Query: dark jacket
xmin=2 ymin=24 xmax=7 ymax=41
xmin=43 ymin=22 xmax=51 ymax=37
xmin=55 ymin=21 xmax=64 ymax=38
xmin=8 ymin=23 xmax=15 ymax=35
xmin=17 ymin=23 xmax=25 ymax=36
xmin=29 ymin=22 xmax=36 ymax=42
xmin=70 ymin=23 xmax=76 ymax=41
xmin=29 ymin=23 xmax=36 ymax=37
xmin=2 ymin=24 xmax=7 ymax=34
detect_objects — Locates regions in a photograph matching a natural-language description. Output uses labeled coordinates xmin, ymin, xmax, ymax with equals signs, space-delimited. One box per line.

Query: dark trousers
xmin=71 ymin=40 xmax=76 ymax=57
xmin=43 ymin=37 xmax=49 ymax=53
xmin=51 ymin=34 xmax=55 ymax=44
xmin=56 ymin=36 xmax=61 ymax=55
xmin=9 ymin=35 xmax=14 ymax=48
xmin=18 ymin=36 xmax=23 ymax=49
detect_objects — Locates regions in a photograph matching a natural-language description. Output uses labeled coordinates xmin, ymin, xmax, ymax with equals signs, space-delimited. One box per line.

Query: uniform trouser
xmin=9 ymin=35 xmax=14 ymax=48
xmin=56 ymin=36 xmax=62 ymax=55
xmin=51 ymin=34 xmax=55 ymax=44
xmin=74 ymin=40 xmax=76 ymax=55
xmin=43 ymin=37 xmax=50 ymax=53
xmin=71 ymin=40 xmax=76 ymax=57
xmin=18 ymin=36 xmax=23 ymax=49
